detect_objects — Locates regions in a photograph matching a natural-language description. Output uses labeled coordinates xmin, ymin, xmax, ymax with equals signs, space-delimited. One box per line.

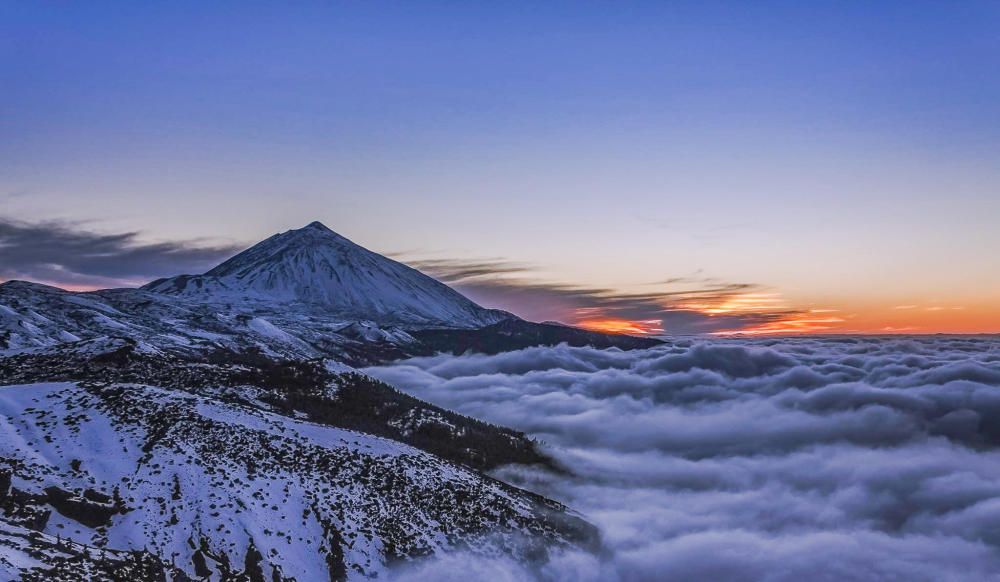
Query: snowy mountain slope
xmin=0 ymin=280 xmax=411 ymax=365
xmin=0 ymin=380 xmax=595 ymax=581
xmin=142 ymin=222 xmax=513 ymax=329
xmin=0 ymin=515 xmax=168 ymax=582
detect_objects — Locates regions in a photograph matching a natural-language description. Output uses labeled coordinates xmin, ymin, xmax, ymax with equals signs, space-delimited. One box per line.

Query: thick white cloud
xmin=367 ymin=336 xmax=1000 ymax=581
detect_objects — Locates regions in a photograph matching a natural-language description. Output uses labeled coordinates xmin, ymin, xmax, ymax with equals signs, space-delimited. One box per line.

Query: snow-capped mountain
xmin=0 ymin=223 xmax=659 ymax=364
xmin=143 ymin=222 xmax=512 ymax=329
xmin=0 ymin=220 xmax=655 ymax=580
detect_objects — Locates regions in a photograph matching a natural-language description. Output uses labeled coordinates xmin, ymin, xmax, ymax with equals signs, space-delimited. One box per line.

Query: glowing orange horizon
xmin=571 ymin=290 xmax=1000 ymax=336
xmin=713 ymin=313 xmax=847 ymax=336
xmin=577 ymin=318 xmax=663 ymax=335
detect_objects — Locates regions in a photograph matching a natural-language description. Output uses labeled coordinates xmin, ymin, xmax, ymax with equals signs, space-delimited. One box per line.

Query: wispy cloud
xmin=0 ymin=217 xmax=243 ymax=290
xmin=398 ymin=255 xmax=830 ymax=335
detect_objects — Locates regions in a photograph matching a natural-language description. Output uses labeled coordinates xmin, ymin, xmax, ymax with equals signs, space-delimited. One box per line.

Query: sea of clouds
xmin=367 ymin=336 xmax=1000 ymax=581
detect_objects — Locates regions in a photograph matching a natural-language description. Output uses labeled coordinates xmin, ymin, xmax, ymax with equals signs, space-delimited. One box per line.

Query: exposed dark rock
xmin=43 ymin=486 xmax=122 ymax=529
xmin=0 ymin=468 xmax=9 ymax=498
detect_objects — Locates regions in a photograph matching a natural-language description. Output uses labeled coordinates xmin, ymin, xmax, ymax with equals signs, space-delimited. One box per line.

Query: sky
xmin=2 ymin=1 xmax=998 ymax=334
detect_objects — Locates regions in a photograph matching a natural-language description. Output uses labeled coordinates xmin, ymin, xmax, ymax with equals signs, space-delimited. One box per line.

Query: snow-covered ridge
xmin=0 ymin=380 xmax=593 ymax=580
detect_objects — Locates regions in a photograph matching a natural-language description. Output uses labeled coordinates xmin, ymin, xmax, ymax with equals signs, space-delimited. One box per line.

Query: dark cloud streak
xmin=0 ymin=217 xmax=242 ymax=289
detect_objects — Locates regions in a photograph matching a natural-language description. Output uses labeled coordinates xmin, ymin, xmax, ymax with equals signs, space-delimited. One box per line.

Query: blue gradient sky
xmin=3 ymin=2 xmax=999 ymax=332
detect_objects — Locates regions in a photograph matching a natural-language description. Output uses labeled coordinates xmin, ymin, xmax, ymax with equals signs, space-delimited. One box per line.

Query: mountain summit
xmin=142 ymin=221 xmax=512 ymax=328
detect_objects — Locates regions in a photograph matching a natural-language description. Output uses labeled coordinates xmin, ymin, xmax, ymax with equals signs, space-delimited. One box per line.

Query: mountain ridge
xmin=1 ymin=222 xmax=660 ymax=362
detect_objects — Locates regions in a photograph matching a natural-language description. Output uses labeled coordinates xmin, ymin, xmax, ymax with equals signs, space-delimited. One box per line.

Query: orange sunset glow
xmin=675 ymin=292 xmax=789 ymax=315
xmin=577 ymin=318 xmax=664 ymax=335
xmin=571 ymin=290 xmax=1000 ymax=337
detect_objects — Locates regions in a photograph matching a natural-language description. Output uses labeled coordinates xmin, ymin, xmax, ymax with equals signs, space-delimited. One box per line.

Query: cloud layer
xmin=0 ymin=217 xmax=242 ymax=289
xmin=367 ymin=336 xmax=1000 ymax=581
